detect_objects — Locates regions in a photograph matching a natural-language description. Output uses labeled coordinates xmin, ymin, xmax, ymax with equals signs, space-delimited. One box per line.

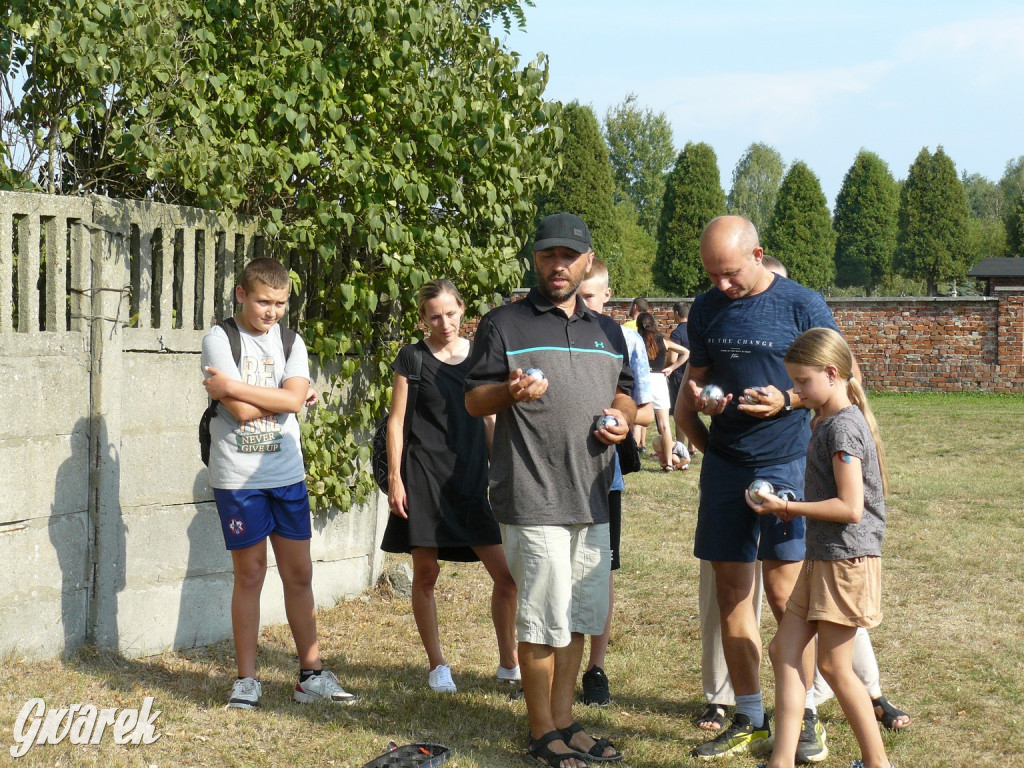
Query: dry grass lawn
xmin=1 ymin=393 xmax=1022 ymax=767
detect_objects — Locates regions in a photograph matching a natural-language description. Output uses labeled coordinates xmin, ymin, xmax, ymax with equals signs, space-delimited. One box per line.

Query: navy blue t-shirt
xmin=688 ymin=275 xmax=838 ymax=466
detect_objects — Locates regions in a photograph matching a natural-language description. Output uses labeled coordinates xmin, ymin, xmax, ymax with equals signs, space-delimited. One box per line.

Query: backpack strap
xmin=218 ymin=317 xmax=296 ymax=368
xmin=218 ymin=317 xmax=243 ymax=368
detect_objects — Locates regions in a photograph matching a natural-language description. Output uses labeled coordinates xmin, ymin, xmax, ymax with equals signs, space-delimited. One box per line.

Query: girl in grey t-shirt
xmin=745 ymin=328 xmax=895 ymax=768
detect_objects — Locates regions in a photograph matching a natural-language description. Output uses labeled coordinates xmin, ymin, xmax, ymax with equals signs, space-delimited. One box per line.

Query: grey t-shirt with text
xmin=201 ymin=322 xmax=310 ymax=490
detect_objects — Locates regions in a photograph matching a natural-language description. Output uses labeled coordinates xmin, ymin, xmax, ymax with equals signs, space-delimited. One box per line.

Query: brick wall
xmin=463 ymin=292 xmax=1024 ymax=393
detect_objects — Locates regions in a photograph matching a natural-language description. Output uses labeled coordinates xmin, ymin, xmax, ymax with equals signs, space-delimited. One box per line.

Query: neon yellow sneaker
xmin=691 ymin=713 xmax=770 ymax=759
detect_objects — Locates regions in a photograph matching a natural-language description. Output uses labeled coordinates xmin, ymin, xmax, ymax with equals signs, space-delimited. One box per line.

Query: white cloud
xmin=897 ymin=12 xmax=1024 ymax=62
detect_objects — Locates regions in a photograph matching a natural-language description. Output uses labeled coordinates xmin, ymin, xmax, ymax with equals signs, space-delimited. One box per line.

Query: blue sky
xmin=498 ymin=0 xmax=1024 ymax=208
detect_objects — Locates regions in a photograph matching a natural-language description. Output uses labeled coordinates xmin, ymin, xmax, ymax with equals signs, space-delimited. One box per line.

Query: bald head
xmin=698 ymin=215 xmax=771 ymax=300
xmin=700 ymin=215 xmax=760 ymax=258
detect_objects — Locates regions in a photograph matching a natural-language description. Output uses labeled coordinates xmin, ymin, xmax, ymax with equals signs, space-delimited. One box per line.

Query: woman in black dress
xmin=381 ymin=279 xmax=518 ymax=693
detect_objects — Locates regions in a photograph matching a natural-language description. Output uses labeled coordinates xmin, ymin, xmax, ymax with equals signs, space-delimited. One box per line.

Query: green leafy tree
xmin=3 ymin=0 xmax=559 ymax=509
xmin=763 ymin=161 xmax=835 ymax=290
xmin=1007 ymin=194 xmax=1024 ymax=257
xmin=999 ymin=156 xmax=1024 ymax=216
xmin=604 ymin=93 xmax=675 ymax=236
xmin=604 ymin=200 xmax=656 ymax=298
xmin=962 ymin=172 xmax=1004 ymax=220
xmin=525 ymin=101 xmax=616 ymax=283
xmin=833 ymin=150 xmax=898 ymax=292
xmin=895 ymin=147 xmax=971 ymax=295
xmin=654 ymin=142 xmax=726 ymax=296
xmin=962 ymin=171 xmax=1008 ymax=263
xmin=727 ymin=142 xmax=785 ymax=234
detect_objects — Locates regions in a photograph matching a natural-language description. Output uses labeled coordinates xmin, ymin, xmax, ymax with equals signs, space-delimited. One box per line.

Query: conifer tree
xmin=763 ymin=161 xmax=836 ymax=290
xmin=653 ymin=142 xmax=726 ymax=296
xmin=895 ymin=147 xmax=971 ymax=294
xmin=525 ymin=101 xmax=618 ymax=283
xmin=833 ymin=150 xmax=898 ymax=292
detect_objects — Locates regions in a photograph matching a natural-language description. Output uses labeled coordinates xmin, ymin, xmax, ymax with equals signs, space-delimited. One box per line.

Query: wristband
xmin=782 ymin=390 xmax=792 ymax=412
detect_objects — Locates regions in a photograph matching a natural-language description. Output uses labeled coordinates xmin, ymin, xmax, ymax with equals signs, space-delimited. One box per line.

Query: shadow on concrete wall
xmin=48 ymin=418 xmax=91 ymax=656
xmin=173 ymin=470 xmax=232 ymax=651
xmin=48 ymin=416 xmax=126 ymax=655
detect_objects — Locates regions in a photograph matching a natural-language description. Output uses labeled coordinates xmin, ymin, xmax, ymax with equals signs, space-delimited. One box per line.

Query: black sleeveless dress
xmin=380 ymin=340 xmax=500 ymax=562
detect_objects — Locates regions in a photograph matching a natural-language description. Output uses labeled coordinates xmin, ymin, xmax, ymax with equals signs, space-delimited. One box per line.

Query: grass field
xmin=2 ymin=394 xmax=1022 ymax=767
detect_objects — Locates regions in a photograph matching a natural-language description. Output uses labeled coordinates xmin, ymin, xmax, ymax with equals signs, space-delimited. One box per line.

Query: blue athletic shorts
xmin=693 ymin=449 xmax=806 ymax=563
xmin=213 ymin=480 xmax=312 ymax=550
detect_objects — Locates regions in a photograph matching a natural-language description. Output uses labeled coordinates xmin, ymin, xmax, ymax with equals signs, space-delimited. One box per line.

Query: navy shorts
xmin=693 ymin=449 xmax=806 ymax=563
xmin=213 ymin=480 xmax=312 ymax=550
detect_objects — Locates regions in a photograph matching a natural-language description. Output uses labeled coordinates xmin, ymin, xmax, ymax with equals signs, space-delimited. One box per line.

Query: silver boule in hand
xmin=748 ymin=479 xmax=774 ymax=503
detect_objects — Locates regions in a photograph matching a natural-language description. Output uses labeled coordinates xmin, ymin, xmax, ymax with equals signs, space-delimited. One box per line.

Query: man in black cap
xmin=466 ymin=213 xmax=635 ymax=766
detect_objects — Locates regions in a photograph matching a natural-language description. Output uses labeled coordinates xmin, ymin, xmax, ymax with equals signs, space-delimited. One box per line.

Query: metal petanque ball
xmin=701 ymin=384 xmax=725 ymax=404
xmin=748 ymin=479 xmax=774 ymax=503
xmin=742 ymin=387 xmax=766 ymax=405
xmin=597 ymin=415 xmax=618 ymax=430
xmin=524 ymin=367 xmax=544 ymax=381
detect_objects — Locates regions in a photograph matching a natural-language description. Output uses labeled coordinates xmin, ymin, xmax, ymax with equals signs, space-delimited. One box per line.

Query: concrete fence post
xmin=87 ymin=199 xmax=131 ymax=649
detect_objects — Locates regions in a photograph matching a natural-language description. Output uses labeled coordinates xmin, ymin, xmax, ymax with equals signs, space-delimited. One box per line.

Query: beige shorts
xmin=787 ymin=556 xmax=882 ymax=629
xmin=500 ymin=523 xmax=611 ymax=647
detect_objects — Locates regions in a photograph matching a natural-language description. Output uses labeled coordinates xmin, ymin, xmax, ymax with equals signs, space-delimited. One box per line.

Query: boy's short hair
xmin=673 ymin=301 xmax=689 ymax=319
xmin=240 ymin=258 xmax=291 ymax=292
xmin=583 ymin=256 xmax=609 ymax=285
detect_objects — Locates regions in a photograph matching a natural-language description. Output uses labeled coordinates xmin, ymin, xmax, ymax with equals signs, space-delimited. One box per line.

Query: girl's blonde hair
xmin=784 ymin=328 xmax=889 ymax=492
xmin=416 ymin=279 xmax=464 ymax=317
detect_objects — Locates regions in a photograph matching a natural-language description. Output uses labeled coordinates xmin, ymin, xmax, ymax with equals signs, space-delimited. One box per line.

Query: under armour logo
xmin=594 ymin=341 xmax=605 ymax=349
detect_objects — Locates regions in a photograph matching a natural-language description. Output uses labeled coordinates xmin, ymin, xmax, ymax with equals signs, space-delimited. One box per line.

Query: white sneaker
xmin=428 ymin=664 xmax=457 ymax=693
xmin=227 ymin=677 xmax=262 ymax=709
xmin=294 ymin=670 xmax=359 ymax=704
xmin=496 ymin=664 xmax=521 ymax=682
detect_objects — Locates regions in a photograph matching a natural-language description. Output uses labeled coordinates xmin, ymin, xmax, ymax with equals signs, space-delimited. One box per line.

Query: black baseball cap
xmin=533 ymin=213 xmax=593 ymax=253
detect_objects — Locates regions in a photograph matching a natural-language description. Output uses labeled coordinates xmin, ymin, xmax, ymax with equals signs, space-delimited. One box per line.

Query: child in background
xmin=747 ymin=327 xmax=894 ymax=768
xmin=202 ymin=257 xmax=357 ymax=709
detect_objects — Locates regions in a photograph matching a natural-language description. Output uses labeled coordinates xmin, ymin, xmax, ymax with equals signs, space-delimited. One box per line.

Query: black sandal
xmin=559 ymin=722 xmax=623 ymax=763
xmin=528 ymin=730 xmax=587 ymax=767
xmin=695 ymin=703 xmax=727 ymax=730
xmin=872 ymin=696 xmax=911 ymax=731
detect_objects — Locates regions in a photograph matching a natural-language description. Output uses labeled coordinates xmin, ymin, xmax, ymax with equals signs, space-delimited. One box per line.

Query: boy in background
xmin=202 ymin=257 xmax=357 ymax=709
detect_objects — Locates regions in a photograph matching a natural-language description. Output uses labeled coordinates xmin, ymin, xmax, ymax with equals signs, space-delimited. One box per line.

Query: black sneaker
xmin=795 ymin=708 xmax=828 ymax=763
xmin=691 ymin=713 xmax=771 ymax=759
xmin=581 ymin=665 xmax=611 ymax=706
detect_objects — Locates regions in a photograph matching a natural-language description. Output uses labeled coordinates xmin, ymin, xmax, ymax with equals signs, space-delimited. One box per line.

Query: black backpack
xmin=370 ymin=345 xmax=423 ymax=493
xmin=199 ymin=318 xmax=297 ymax=466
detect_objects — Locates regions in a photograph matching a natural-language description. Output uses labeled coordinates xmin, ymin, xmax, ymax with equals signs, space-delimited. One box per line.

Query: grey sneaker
xmin=294 ymin=670 xmax=358 ymax=704
xmin=795 ymin=708 xmax=828 ymax=763
xmin=691 ymin=713 xmax=771 ymax=759
xmin=227 ymin=677 xmax=262 ymax=709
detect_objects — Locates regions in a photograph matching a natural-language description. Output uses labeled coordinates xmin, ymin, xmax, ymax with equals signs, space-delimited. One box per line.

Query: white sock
xmin=805 ymin=687 xmax=817 ymax=714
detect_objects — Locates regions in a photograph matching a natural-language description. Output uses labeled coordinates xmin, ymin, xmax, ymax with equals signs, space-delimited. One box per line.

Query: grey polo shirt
xmin=464 ymin=288 xmax=634 ymax=526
